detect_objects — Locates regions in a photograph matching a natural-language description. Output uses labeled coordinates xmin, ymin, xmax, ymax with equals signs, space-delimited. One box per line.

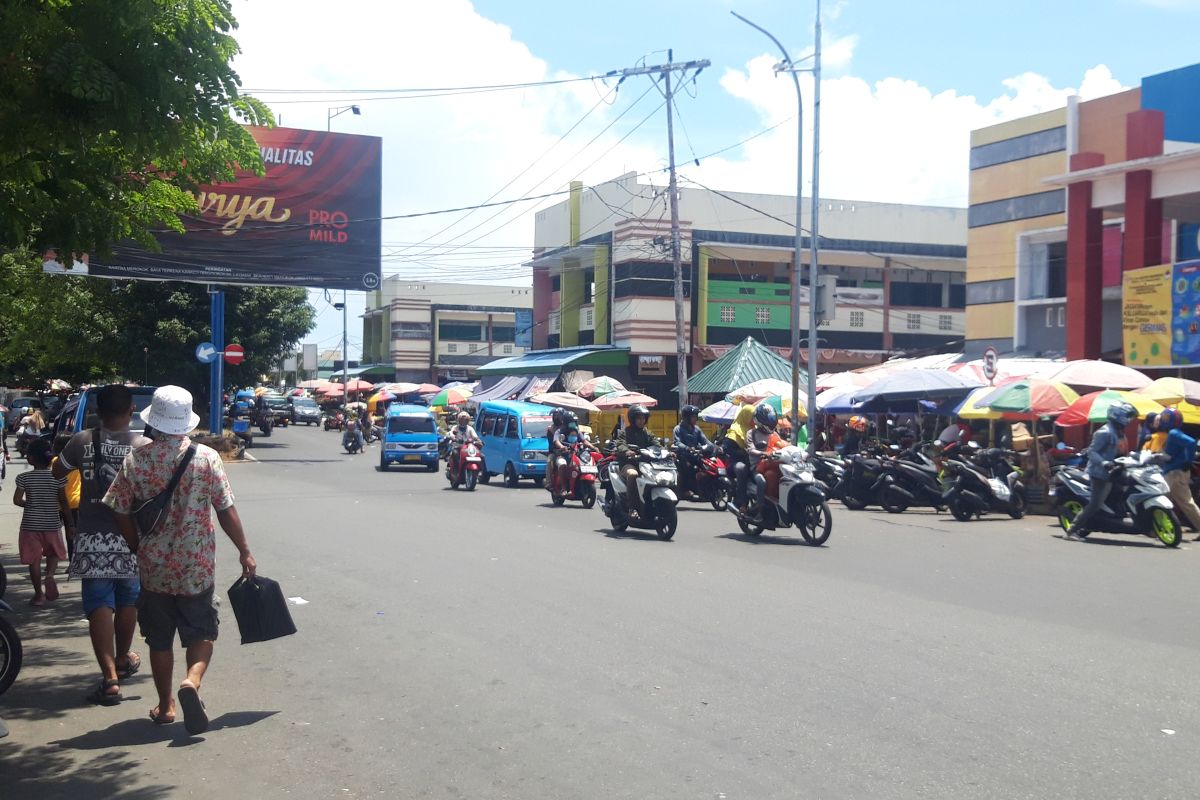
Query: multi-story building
xmin=965 ymin=62 xmax=1200 ymax=361
xmin=361 ymin=279 xmax=534 ymax=383
xmin=527 ymin=175 xmax=967 ymax=404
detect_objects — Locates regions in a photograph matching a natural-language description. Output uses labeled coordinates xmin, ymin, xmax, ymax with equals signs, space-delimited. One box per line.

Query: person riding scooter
xmin=1065 ymin=401 xmax=1136 ymax=541
xmin=447 ymin=411 xmax=481 ymax=478
xmin=673 ymin=404 xmax=711 ymax=498
xmin=721 ymin=404 xmax=755 ymax=509
xmin=555 ymin=418 xmax=597 ymax=495
xmin=741 ymin=403 xmax=777 ymax=515
xmin=615 ymin=404 xmax=661 ymax=517
xmin=545 ymin=408 xmax=566 ymax=484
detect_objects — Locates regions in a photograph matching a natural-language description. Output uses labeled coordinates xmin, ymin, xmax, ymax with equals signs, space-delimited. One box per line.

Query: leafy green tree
xmin=0 ymin=250 xmax=315 ymax=397
xmin=0 ymin=0 xmax=272 ymax=256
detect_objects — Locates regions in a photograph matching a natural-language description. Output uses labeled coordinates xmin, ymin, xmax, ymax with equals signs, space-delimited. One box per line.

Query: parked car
xmin=476 ymin=400 xmax=552 ymax=487
xmin=262 ymin=394 xmax=291 ymax=425
xmin=5 ymin=397 xmax=43 ymax=434
xmin=288 ymin=396 xmax=321 ymax=426
xmin=55 ymin=386 xmax=157 ymax=437
xmin=380 ymin=403 xmax=440 ymax=471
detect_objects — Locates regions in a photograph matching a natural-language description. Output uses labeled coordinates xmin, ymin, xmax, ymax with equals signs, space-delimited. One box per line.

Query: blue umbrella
xmin=852 ymin=370 xmax=982 ymax=412
xmin=235 ymin=390 xmax=255 ymax=399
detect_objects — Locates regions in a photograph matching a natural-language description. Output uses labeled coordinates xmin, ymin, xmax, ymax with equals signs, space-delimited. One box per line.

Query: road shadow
xmin=49 ymin=709 xmax=279 ymax=750
xmin=596 ymin=528 xmax=669 ymax=542
xmin=0 ymin=740 xmax=175 ymax=798
xmin=1051 ymin=532 xmax=1177 ymax=549
xmin=717 ymin=532 xmax=816 ymax=547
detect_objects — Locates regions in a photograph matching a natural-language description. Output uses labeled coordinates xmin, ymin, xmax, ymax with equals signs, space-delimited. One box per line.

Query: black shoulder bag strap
xmin=89 ymin=427 xmax=107 ymax=500
xmin=165 ymin=445 xmax=198 ymax=499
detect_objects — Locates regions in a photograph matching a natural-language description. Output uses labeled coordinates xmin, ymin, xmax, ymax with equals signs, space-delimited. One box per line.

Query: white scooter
xmin=599 ymin=445 xmax=680 ymax=540
xmin=1051 ymin=449 xmax=1182 ymax=547
xmin=728 ymin=445 xmax=833 ymax=545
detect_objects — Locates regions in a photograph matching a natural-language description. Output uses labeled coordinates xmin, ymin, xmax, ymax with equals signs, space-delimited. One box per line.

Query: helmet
xmin=567 ymin=419 xmax=579 ymax=432
xmin=563 ymin=410 xmax=578 ymax=425
xmin=457 ymin=411 xmax=470 ymax=424
xmin=1159 ymin=407 xmax=1182 ymax=431
xmin=754 ymin=403 xmax=778 ymax=429
xmin=627 ymin=404 xmax=650 ymax=425
xmin=1106 ymin=401 xmax=1138 ymax=428
xmin=848 ymin=415 xmax=868 ymax=433
xmin=681 ymin=404 xmax=700 ymax=422
xmin=551 ymin=408 xmax=565 ymax=426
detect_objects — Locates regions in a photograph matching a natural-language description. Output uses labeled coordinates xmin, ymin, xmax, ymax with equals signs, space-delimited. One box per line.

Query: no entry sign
xmin=223 ymin=343 xmax=245 ymax=365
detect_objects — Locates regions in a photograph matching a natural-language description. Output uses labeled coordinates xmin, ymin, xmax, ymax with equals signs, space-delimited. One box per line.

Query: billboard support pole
xmin=209 ymin=287 xmax=225 ymax=435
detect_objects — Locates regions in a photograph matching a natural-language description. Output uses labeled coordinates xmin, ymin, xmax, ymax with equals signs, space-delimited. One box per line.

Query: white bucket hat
xmin=140 ymin=385 xmax=200 ymax=435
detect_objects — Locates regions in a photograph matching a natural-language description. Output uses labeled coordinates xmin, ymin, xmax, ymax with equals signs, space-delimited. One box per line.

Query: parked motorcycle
xmin=1051 ymin=450 xmax=1182 ymax=547
xmin=0 ymin=599 xmax=22 ymax=697
xmin=729 ymin=445 xmax=833 ymax=545
xmin=809 ymin=453 xmax=846 ymax=494
xmin=549 ymin=442 xmax=599 ymax=508
xmin=323 ymin=411 xmax=345 ymax=432
xmin=678 ymin=443 xmax=733 ymax=510
xmin=832 ymin=449 xmax=890 ymax=510
xmin=446 ymin=439 xmax=484 ymax=491
xmin=941 ymin=446 xmax=1027 ymax=521
xmin=875 ymin=446 xmax=947 ymax=513
xmin=599 ymin=445 xmax=679 ymax=540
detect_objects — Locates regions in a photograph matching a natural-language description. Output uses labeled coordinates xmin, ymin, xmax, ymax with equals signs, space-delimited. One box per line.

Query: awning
xmin=470 ymin=375 xmax=529 ymax=404
xmin=477 ymin=345 xmax=630 ymax=377
xmin=518 ymin=375 xmax=556 ymax=401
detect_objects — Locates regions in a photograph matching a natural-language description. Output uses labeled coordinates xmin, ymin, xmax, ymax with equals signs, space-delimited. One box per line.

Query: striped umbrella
xmin=982 ymin=379 xmax=1079 ymax=418
xmin=431 ymin=386 xmax=474 ymax=407
xmin=1055 ymin=390 xmax=1164 ymax=427
xmin=576 ymin=376 xmax=626 ymax=399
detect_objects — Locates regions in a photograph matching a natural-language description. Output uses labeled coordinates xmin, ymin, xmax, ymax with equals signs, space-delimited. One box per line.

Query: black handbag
xmin=227 ymin=575 xmax=298 ymax=644
xmin=134 ymin=445 xmax=196 ymax=537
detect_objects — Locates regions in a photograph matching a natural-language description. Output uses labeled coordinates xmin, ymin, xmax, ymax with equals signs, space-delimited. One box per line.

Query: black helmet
xmin=564 ymin=410 xmax=578 ymax=424
xmin=551 ymin=408 xmax=565 ymax=426
xmin=567 ymin=419 xmax=579 ymax=431
xmin=627 ymin=404 xmax=650 ymax=425
xmin=1107 ymin=401 xmax=1137 ymax=428
xmin=754 ymin=402 xmax=778 ymax=429
xmin=681 ymin=404 xmax=700 ymax=422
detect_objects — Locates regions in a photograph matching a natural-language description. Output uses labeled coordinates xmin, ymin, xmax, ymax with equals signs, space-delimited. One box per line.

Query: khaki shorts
xmin=138 ymin=587 xmax=219 ymax=650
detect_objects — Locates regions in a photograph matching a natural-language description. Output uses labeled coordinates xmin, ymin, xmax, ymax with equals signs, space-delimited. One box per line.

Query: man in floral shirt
xmin=104 ymin=386 xmax=256 ymax=735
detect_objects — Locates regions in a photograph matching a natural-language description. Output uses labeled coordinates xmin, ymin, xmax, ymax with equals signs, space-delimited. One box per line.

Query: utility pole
xmin=608 ymin=54 xmax=709 ymax=409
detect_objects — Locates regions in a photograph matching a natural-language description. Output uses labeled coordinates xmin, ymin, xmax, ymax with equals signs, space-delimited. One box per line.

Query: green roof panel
xmin=685 ymin=337 xmax=805 ymax=394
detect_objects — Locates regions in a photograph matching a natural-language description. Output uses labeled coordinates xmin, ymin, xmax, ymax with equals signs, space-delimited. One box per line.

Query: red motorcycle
xmin=446 ymin=439 xmax=484 ymax=491
xmin=550 ymin=442 xmax=600 ymax=508
xmin=678 ymin=443 xmax=733 ymax=510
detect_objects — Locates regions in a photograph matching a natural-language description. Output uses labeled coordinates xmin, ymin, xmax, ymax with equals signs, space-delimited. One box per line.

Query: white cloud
xmin=695 ymin=59 xmax=1130 ymax=207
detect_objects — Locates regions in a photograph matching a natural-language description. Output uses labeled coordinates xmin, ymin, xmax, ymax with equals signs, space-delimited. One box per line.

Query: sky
xmin=228 ymin=0 xmax=1200 ymax=359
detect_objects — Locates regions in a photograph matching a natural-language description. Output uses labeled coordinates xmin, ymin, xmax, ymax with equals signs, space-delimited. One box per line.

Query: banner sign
xmin=85 ymin=126 xmax=382 ymax=291
xmin=1171 ymin=260 xmax=1200 ymax=365
xmin=514 ymin=309 xmax=533 ymax=349
xmin=1123 ymin=263 xmax=1180 ymax=367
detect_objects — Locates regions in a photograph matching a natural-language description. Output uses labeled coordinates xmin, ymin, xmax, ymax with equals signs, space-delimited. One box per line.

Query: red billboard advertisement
xmin=86 ymin=126 xmax=382 ymax=290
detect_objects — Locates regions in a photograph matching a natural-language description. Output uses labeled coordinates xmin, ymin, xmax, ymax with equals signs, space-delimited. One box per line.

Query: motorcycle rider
xmin=615 ymin=404 xmax=660 ymax=517
xmin=447 ymin=410 xmax=481 ymax=479
xmin=545 ymin=408 xmax=566 ymax=484
xmin=672 ymin=404 xmax=711 ymax=498
xmin=1157 ymin=407 xmax=1200 ymax=537
xmin=342 ymin=418 xmax=364 ymax=453
xmin=842 ymin=415 xmax=869 ymax=456
xmin=721 ymin=404 xmax=755 ymax=510
xmin=548 ymin=411 xmax=579 ymax=493
xmin=1065 ymin=401 xmax=1136 ymax=541
xmin=742 ymin=403 xmax=778 ymax=515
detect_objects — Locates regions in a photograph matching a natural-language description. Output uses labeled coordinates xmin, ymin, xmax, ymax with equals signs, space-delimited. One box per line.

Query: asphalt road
xmin=2 ymin=425 xmax=1199 ymax=799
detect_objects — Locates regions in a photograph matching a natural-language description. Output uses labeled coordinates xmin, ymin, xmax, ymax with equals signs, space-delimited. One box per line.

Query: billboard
xmin=84 ymin=126 xmax=381 ymax=291
xmin=1120 ymin=261 xmax=1200 ymax=367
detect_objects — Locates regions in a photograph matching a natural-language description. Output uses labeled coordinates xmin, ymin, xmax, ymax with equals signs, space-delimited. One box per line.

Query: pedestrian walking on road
xmin=55 ymin=385 xmax=151 ymax=705
xmin=1155 ymin=407 xmax=1200 ymax=538
xmin=13 ymin=438 xmax=69 ymax=606
xmin=104 ymin=385 xmax=257 ymax=734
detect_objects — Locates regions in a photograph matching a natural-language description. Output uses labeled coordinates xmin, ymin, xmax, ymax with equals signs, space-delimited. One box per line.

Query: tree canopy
xmin=0 ymin=0 xmax=272 ymax=256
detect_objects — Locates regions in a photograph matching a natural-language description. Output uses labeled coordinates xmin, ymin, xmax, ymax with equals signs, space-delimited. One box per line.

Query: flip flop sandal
xmin=177 ymin=684 xmax=209 ymax=735
xmin=87 ymin=679 xmax=121 ymax=706
xmin=149 ymin=707 xmax=175 ymax=725
xmin=117 ymin=653 xmax=142 ymax=680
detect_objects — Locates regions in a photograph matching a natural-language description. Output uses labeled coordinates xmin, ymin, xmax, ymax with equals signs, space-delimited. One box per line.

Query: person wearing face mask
xmin=742 ymin=403 xmax=778 ymax=515
xmin=672 ymin=404 xmax=711 ymax=499
xmin=615 ymin=404 xmax=660 ymax=516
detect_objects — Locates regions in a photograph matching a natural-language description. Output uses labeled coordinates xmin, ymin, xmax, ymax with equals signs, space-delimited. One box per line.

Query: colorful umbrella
xmin=321 ymin=389 xmax=345 ymax=399
xmin=698 ymin=400 xmax=738 ymax=425
xmin=949 ymin=386 xmax=1005 ymax=421
xmin=1033 ymin=359 xmax=1151 ymax=391
xmin=384 ymin=382 xmax=421 ymax=395
xmin=414 ymin=383 xmax=441 ymax=395
xmin=981 ymin=379 xmax=1079 ymax=418
xmin=761 ymin=394 xmax=808 ymax=422
xmin=727 ymin=378 xmax=793 ymax=404
xmin=1056 ymin=390 xmax=1164 ymax=427
xmin=46 ymin=378 xmax=71 ymax=392
xmin=344 ymin=379 xmax=374 ymax=394
xmin=592 ymin=390 xmax=658 ymax=410
xmin=367 ymin=390 xmax=395 ymax=412
xmin=529 ymin=392 xmax=601 ymax=413
xmin=296 ymin=379 xmax=325 ymax=389
xmin=317 ymin=382 xmax=344 ymax=394
xmin=576 ymin=376 xmax=626 ymax=399
xmin=431 ymin=386 xmax=474 ymax=407
xmin=1136 ymin=376 xmax=1200 ymax=406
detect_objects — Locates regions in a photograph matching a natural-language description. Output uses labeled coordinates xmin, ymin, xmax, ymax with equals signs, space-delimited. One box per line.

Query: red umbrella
xmin=592 ymin=391 xmax=658 ymax=410
xmin=415 ymin=383 xmax=441 ymax=395
xmin=344 ymin=379 xmax=374 ymax=393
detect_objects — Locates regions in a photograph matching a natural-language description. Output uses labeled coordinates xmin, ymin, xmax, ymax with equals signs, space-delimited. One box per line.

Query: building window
xmin=755 ymin=306 xmax=770 ymax=324
xmin=391 ymin=322 xmax=431 ymax=340
xmin=491 ymin=325 xmax=516 ymax=343
xmin=583 ymin=307 xmax=593 ymax=328
xmin=1045 ymin=308 xmax=1055 ymax=329
xmin=503 ymin=343 xmax=513 ymax=354
xmin=968 ymin=189 xmax=1065 ymax=229
xmin=1057 ymin=307 xmax=1065 ymax=327
xmin=938 ymin=314 xmax=952 ymax=331
xmin=720 ymin=305 xmax=736 ymax=323
xmin=906 ymin=313 xmax=921 ymax=330
xmin=437 ymin=322 xmax=482 ymax=341
xmin=549 ymin=310 xmax=560 ymax=334
xmin=447 ymin=343 xmax=458 ymax=353
xmin=849 ymin=311 xmax=864 ymax=328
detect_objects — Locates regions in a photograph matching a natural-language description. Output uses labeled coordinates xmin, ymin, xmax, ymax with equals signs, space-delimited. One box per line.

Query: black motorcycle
xmin=875 ymin=446 xmax=946 ymax=513
xmin=832 ymin=449 xmax=890 ymax=510
xmin=0 ymin=598 xmax=21 ymax=697
xmin=941 ymin=446 xmax=1027 ymax=521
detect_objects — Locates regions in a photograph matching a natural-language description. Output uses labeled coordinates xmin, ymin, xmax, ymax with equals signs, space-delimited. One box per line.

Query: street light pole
xmin=328 ymin=105 xmax=362 ymax=392
xmin=731 ymin=10 xmax=814 ymax=447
